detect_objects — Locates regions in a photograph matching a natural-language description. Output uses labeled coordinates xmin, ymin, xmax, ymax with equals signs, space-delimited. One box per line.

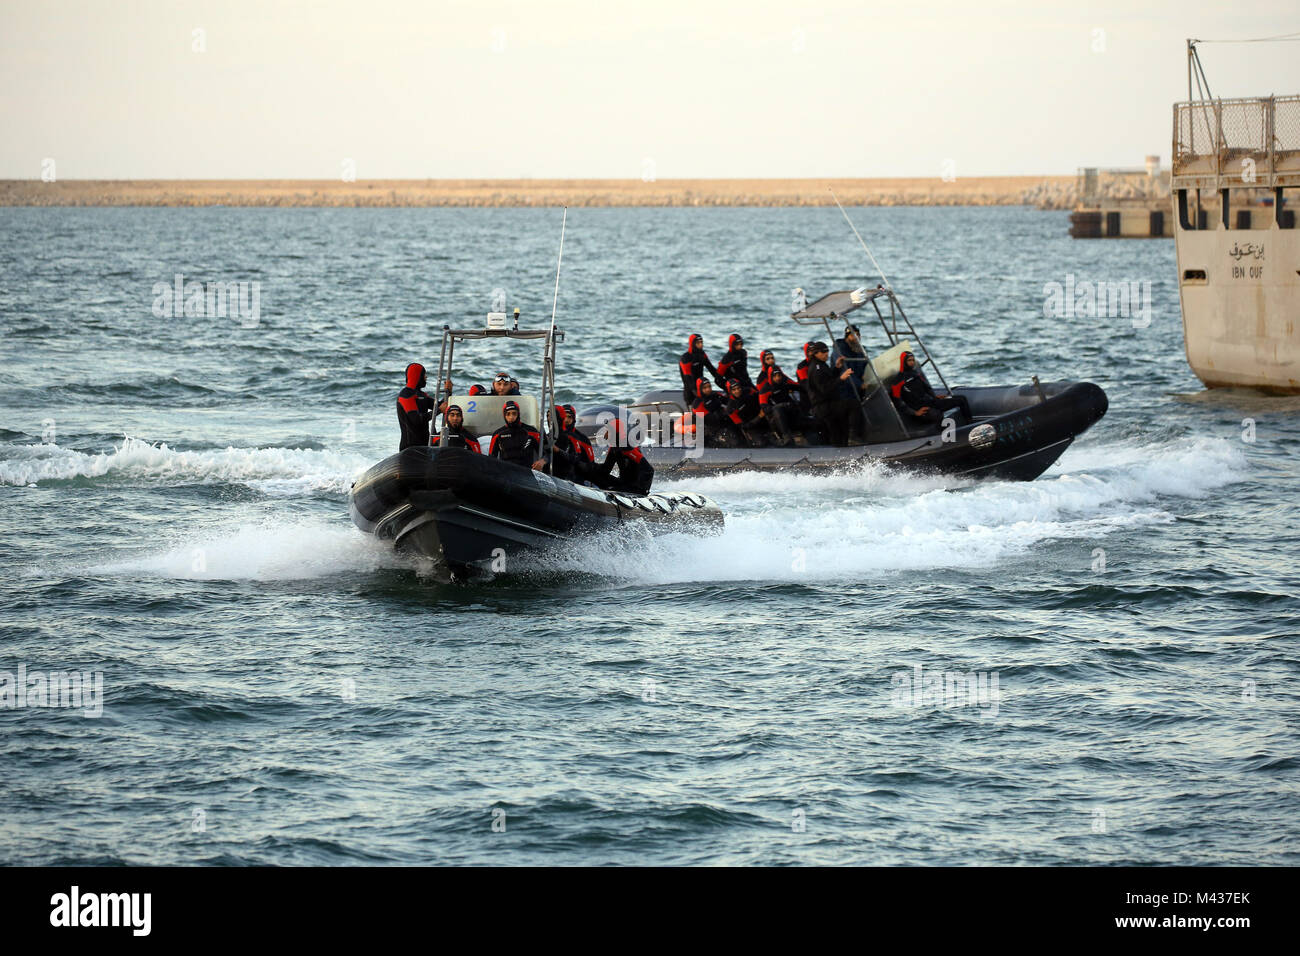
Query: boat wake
xmin=542 ymin=434 xmax=1249 ymax=584
xmin=45 ymin=433 xmax=1247 ymax=586
xmin=0 ymin=436 xmax=373 ymax=496
xmin=80 ymin=517 xmax=403 ymax=581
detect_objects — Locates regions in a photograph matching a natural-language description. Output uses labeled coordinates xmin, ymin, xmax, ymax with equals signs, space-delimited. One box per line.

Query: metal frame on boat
xmin=433 ymin=320 xmax=566 ymax=465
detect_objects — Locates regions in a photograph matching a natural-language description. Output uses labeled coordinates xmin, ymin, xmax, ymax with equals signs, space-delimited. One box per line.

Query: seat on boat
xmin=449 ymin=394 xmax=542 ymax=438
xmin=871 ymin=340 xmax=913 ymax=385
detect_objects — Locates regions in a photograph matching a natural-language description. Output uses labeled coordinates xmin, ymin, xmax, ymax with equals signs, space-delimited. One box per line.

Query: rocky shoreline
xmin=1 ymin=177 xmax=1084 ymax=209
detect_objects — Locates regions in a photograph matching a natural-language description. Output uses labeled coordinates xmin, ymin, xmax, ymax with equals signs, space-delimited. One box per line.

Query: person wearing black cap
xmin=716 ymin=334 xmax=753 ymax=390
xmin=594 ymin=419 xmax=654 ymax=495
xmin=678 ymin=333 xmax=723 ymax=409
xmin=430 ymin=404 xmax=482 ymax=453
xmin=396 ymin=362 xmax=435 ymax=450
xmin=805 ymin=342 xmax=866 ymax=446
xmin=833 ymin=325 xmax=871 ymax=396
xmin=488 ymin=400 xmax=542 ymax=468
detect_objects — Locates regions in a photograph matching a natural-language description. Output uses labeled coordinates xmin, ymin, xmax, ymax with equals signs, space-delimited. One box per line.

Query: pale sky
xmin=1 ymin=0 xmax=1297 ymax=179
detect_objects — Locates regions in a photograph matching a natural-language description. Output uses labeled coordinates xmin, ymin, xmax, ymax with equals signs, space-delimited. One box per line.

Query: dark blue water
xmin=2 ymin=206 xmax=1297 ymax=864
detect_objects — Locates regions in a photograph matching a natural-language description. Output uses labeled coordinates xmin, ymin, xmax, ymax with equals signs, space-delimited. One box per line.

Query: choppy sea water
xmin=1 ymin=206 xmax=1296 ymax=865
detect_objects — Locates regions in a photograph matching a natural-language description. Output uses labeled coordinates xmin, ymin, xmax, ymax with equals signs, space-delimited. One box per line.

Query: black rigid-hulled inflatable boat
xmin=581 ymin=379 xmax=1107 ymax=482
xmin=577 ymin=285 xmax=1108 ymax=482
xmin=349 ymin=445 xmax=723 ymax=580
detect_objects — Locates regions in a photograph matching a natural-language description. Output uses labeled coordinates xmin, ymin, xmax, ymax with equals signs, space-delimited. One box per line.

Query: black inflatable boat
xmin=577 ymin=286 xmax=1108 ymax=482
xmin=582 ymin=379 xmax=1106 ymax=481
xmin=350 ymin=308 xmax=722 ymax=580
xmin=350 ymin=445 xmax=721 ymax=579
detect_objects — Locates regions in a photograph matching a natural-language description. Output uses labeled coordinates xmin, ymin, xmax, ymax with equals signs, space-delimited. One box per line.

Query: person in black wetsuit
xmin=594 ymin=419 xmax=654 ymax=495
xmin=795 ymin=341 xmax=815 ymax=392
xmin=724 ymin=378 xmax=767 ymax=446
xmin=691 ymin=378 xmax=741 ymax=447
xmin=430 ymin=404 xmax=482 ymax=453
xmin=549 ymin=404 xmax=596 ymax=482
xmin=757 ymin=367 xmax=810 ymax=446
xmin=491 ymin=374 xmax=521 ymax=396
xmin=717 ymin=335 xmax=753 ymax=389
xmin=396 ymin=362 xmax=435 ymax=450
xmin=890 ymin=351 xmax=971 ymax=426
xmin=678 ymin=334 xmax=723 ymax=408
xmin=833 ymin=325 xmax=871 ymax=396
xmin=806 ymin=342 xmax=866 ymax=446
xmin=755 ymin=349 xmax=781 ymax=390
xmin=488 ymin=400 xmax=543 ymax=469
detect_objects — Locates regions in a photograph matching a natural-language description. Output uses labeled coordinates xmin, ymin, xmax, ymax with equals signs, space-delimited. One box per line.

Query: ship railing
xmin=1172 ymin=94 xmax=1300 ymax=190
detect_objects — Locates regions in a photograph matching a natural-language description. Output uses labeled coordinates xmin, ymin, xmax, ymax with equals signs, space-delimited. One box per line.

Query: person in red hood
xmin=396 ymin=362 xmax=435 ymax=450
xmin=716 ymin=334 xmax=753 ymax=389
xmin=678 ymin=333 xmax=723 ymax=408
xmin=549 ymin=404 xmax=596 ymax=482
xmin=594 ymin=419 xmax=654 ymax=495
xmin=488 ymin=400 xmax=543 ymax=469
xmin=890 ymin=351 xmax=971 ymax=425
xmin=724 ymin=378 xmax=767 ymax=445
xmin=692 ymin=378 xmax=742 ymax=447
xmin=755 ymin=349 xmax=781 ymax=390
xmin=757 ymin=366 xmax=810 ymax=446
xmin=795 ymin=341 xmax=815 ymax=386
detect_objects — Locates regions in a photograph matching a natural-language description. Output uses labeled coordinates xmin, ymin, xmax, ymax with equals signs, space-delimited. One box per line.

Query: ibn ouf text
xmin=0 ymin=664 xmax=103 ymax=717
xmin=891 ymin=664 xmax=1000 ymax=718
xmin=151 ymin=273 xmax=261 ymax=327
xmin=50 ymin=887 xmax=151 ymax=937
xmin=1042 ymin=274 xmax=1152 ymax=328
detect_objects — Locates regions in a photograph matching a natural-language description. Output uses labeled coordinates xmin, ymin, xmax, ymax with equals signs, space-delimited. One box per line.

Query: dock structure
xmin=1069 ymin=162 xmax=1173 ymax=238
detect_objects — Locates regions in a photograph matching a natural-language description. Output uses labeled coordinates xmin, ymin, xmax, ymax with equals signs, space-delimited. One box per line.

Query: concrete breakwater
xmin=2 ymin=177 xmax=1079 ymax=209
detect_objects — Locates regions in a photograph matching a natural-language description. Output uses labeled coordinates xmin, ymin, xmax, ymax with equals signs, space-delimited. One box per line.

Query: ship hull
xmin=1174 ymin=218 xmax=1300 ymax=394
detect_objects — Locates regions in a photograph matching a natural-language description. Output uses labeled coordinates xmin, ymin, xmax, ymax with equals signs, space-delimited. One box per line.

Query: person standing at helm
xmin=396 ymin=362 xmax=435 ymax=450
xmin=430 ymin=404 xmax=482 ymax=453
xmin=678 ymin=333 xmax=723 ymax=409
xmin=806 ymin=342 xmax=866 ymax=446
xmin=716 ymin=334 xmax=753 ymax=389
xmin=833 ymin=325 xmax=871 ymax=396
xmin=488 ymin=400 xmax=543 ymax=469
